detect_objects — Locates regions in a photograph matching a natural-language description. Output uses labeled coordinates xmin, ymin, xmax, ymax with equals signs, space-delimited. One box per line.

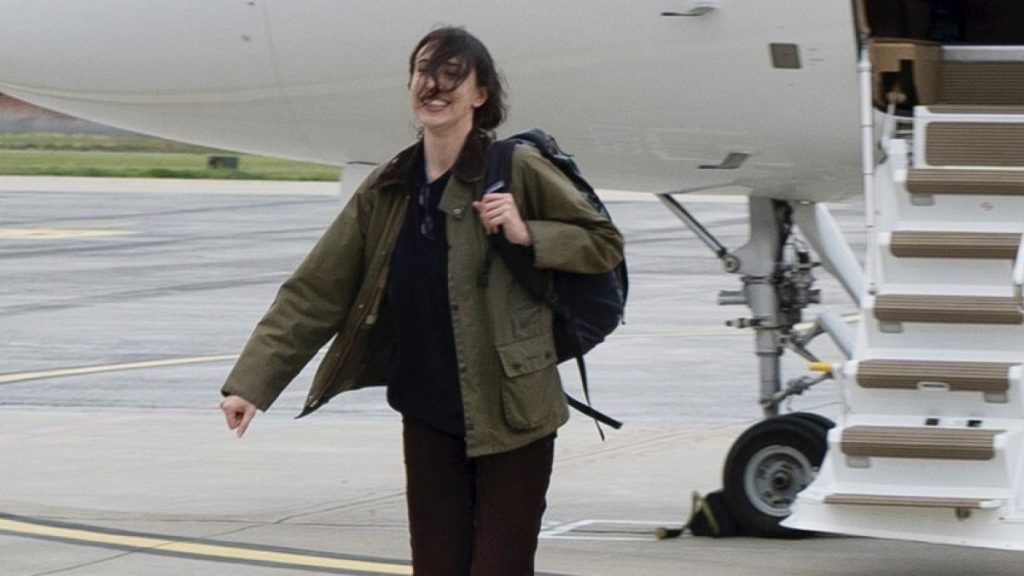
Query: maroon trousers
xmin=402 ymin=417 xmax=555 ymax=576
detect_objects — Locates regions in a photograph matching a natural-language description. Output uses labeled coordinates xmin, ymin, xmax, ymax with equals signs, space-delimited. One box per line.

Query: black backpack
xmin=478 ymin=129 xmax=628 ymax=435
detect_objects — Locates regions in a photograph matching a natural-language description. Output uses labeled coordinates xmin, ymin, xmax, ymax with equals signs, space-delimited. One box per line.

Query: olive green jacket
xmin=221 ymin=133 xmax=624 ymax=456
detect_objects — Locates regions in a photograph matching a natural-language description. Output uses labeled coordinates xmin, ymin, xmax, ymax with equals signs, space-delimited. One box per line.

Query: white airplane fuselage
xmin=0 ymin=0 xmax=861 ymax=200
xmin=12 ymin=0 xmax=1024 ymax=554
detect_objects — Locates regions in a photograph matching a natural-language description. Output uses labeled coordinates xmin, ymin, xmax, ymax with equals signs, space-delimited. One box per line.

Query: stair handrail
xmin=858 ymin=45 xmax=879 ymax=297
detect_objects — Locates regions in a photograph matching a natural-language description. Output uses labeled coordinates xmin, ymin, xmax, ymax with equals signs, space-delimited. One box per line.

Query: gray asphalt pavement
xmin=1 ymin=176 xmax=1021 ymax=575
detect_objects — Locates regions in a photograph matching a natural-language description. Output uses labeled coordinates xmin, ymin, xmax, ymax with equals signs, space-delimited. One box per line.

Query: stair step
xmin=890 ymin=231 xmax=1020 ymax=259
xmin=941 ymin=61 xmax=1024 ymax=106
xmin=926 ymin=105 xmax=1024 ymax=115
xmin=926 ymin=122 xmax=1024 ymax=167
xmin=842 ymin=426 xmax=1002 ymax=460
xmin=906 ymin=169 xmax=1024 ymax=195
xmin=857 ymin=360 xmax=1013 ymax=393
xmin=874 ymin=294 xmax=1023 ymax=324
xmin=824 ymin=493 xmax=1003 ymax=509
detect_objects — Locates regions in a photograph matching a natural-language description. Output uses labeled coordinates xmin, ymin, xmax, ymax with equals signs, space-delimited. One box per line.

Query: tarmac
xmin=2 ymin=176 xmax=1022 ymax=575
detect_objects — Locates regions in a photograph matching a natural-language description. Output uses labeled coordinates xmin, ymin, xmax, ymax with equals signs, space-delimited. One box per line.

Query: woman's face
xmin=409 ymin=45 xmax=488 ymax=136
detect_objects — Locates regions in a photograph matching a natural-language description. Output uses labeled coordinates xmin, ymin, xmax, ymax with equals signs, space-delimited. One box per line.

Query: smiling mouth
xmin=421 ymin=99 xmax=449 ymax=109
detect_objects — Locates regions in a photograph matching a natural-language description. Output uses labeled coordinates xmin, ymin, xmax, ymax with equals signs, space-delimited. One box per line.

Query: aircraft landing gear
xmin=659 ymin=192 xmax=856 ymax=536
xmin=722 ymin=413 xmax=831 ymax=537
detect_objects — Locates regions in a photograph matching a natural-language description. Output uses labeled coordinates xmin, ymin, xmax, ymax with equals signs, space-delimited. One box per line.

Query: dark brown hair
xmin=408 ymin=27 xmax=507 ymax=133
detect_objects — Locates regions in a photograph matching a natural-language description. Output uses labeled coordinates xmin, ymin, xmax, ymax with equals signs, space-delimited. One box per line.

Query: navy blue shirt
xmin=386 ymin=161 xmax=465 ymax=437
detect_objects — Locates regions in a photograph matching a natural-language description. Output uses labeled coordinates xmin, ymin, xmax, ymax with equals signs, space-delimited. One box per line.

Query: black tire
xmin=784 ymin=412 xmax=835 ymax=433
xmin=722 ymin=415 xmax=828 ymax=538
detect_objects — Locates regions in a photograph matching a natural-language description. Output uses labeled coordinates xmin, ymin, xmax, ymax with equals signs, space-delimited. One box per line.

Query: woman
xmin=220 ymin=27 xmax=623 ymax=575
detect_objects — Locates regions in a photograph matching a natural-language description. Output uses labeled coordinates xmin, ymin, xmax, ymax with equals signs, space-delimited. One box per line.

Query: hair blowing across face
xmin=409 ymin=27 xmax=507 ymax=134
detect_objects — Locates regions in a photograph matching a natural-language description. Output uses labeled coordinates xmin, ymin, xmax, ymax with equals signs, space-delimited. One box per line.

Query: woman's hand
xmin=472 ymin=192 xmax=532 ymax=246
xmin=220 ymin=395 xmax=257 ymax=438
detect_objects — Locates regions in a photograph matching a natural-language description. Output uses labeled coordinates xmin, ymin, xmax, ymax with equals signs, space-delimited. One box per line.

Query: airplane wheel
xmin=722 ymin=415 xmax=827 ymax=538
xmin=784 ymin=411 xmax=835 ymax=433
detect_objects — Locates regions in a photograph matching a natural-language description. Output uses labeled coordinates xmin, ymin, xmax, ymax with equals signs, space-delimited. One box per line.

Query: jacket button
xmin=459 ymin=364 xmax=468 ymax=374
xmin=453 ymin=207 xmax=464 ymax=218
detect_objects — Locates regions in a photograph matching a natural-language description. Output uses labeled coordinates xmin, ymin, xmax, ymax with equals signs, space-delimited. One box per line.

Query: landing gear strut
xmin=659 ymin=195 xmax=828 ymax=415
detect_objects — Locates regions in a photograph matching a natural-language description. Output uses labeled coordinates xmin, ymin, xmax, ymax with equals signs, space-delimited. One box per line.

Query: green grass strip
xmin=0 ymin=149 xmax=341 ymax=181
xmin=0 ymin=132 xmax=216 ymax=153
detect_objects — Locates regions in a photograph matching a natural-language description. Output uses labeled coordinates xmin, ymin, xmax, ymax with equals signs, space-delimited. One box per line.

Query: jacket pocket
xmin=496 ymin=332 xmax=562 ymax=430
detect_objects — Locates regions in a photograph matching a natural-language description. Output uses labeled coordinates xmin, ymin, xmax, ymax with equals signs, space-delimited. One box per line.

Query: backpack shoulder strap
xmin=477 ymin=137 xmax=549 ymax=299
xmin=476 ymin=138 xmax=518 ymax=289
xmin=482 ymin=138 xmax=519 ymax=198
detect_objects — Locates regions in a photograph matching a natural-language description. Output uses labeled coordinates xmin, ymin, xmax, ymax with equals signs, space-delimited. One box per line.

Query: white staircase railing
xmin=787 ymin=43 xmax=1024 ymax=548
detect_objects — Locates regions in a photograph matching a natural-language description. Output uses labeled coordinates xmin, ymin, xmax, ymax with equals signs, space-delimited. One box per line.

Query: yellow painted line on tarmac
xmin=0 ymin=516 xmax=412 ymax=575
xmin=0 ymin=315 xmax=860 ymax=385
xmin=0 ymin=355 xmax=239 ymax=385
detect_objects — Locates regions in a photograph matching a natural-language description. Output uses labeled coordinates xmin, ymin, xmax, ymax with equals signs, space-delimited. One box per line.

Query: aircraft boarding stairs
xmin=786 ymin=44 xmax=1024 ymax=549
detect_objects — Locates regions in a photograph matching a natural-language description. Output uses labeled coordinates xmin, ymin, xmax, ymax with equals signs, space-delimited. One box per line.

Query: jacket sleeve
xmin=220 ymin=179 xmax=377 ymax=411
xmin=512 ymin=146 xmax=624 ymax=273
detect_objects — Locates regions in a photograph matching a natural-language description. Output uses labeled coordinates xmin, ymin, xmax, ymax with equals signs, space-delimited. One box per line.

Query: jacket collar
xmin=374 ymin=130 xmax=491 ymax=191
